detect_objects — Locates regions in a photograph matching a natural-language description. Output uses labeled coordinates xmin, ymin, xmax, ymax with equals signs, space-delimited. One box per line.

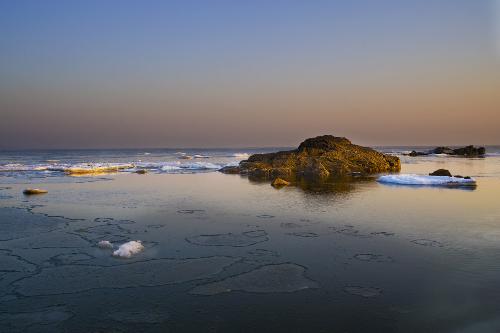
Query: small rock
xmin=219 ymin=166 xmax=241 ymax=174
xmin=23 ymin=188 xmax=48 ymax=195
xmin=271 ymin=178 xmax=291 ymax=187
xmin=429 ymin=169 xmax=452 ymax=177
xmin=135 ymin=169 xmax=147 ymax=174
xmin=408 ymin=150 xmax=428 ymax=157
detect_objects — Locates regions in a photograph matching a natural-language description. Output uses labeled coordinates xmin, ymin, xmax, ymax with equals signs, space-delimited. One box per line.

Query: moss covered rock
xmin=271 ymin=178 xmax=291 ymax=188
xmin=220 ymin=135 xmax=400 ymax=179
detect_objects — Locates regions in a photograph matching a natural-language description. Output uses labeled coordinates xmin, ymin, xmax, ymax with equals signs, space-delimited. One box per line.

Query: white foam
xmin=97 ymin=240 xmax=113 ymax=249
xmin=233 ymin=153 xmax=250 ymax=159
xmin=61 ymin=163 xmax=135 ymax=174
xmin=0 ymin=159 xmax=236 ymax=175
xmin=181 ymin=162 xmax=221 ymax=170
xmin=0 ymin=163 xmax=51 ymax=172
xmin=112 ymin=241 xmax=144 ymax=258
xmin=377 ymin=174 xmax=476 ymax=186
xmin=161 ymin=165 xmax=182 ymax=171
xmin=193 ymin=154 xmax=210 ymax=159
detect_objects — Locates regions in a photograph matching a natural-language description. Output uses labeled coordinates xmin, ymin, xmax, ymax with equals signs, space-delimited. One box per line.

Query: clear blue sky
xmin=1 ymin=0 xmax=499 ymax=148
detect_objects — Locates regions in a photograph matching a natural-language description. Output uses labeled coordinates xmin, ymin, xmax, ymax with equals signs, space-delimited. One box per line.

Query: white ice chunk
xmin=97 ymin=240 xmax=113 ymax=249
xmin=112 ymin=241 xmax=144 ymax=258
xmin=377 ymin=174 xmax=476 ymax=186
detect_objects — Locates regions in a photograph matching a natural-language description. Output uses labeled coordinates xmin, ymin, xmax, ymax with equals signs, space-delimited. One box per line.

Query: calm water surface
xmin=0 ymin=147 xmax=500 ymax=332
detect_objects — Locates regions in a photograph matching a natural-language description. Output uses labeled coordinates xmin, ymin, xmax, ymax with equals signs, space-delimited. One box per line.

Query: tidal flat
xmin=1 ymin=149 xmax=500 ymax=332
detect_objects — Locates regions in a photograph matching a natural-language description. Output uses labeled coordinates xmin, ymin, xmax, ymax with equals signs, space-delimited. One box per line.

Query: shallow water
xmin=1 ymin=147 xmax=500 ymax=332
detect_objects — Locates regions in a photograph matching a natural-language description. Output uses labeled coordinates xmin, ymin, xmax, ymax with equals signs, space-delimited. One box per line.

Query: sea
xmin=1 ymin=146 xmax=500 ymax=332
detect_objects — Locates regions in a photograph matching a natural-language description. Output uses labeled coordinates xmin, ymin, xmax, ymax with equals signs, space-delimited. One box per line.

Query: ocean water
xmin=1 ymin=146 xmax=500 ymax=332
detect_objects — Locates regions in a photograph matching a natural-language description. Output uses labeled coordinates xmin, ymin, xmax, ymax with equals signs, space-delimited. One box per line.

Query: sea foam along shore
xmin=0 ymin=161 xmax=237 ymax=175
xmin=0 ymin=163 xmax=135 ymax=174
xmin=377 ymin=174 xmax=476 ymax=186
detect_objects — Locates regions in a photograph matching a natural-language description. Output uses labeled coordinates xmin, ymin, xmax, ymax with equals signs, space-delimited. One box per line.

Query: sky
xmin=1 ymin=0 xmax=499 ymax=149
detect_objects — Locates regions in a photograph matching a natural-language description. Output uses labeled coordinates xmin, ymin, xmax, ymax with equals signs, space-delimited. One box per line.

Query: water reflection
xmin=1 ymin=156 xmax=500 ymax=332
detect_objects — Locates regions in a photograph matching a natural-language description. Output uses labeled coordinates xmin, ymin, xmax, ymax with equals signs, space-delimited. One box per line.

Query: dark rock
xmin=224 ymin=135 xmax=401 ymax=180
xmin=452 ymin=145 xmax=486 ymax=157
xmin=429 ymin=169 xmax=452 ymax=177
xmin=431 ymin=147 xmax=456 ymax=155
xmin=430 ymin=145 xmax=485 ymax=157
xmin=23 ymin=188 xmax=48 ymax=195
xmin=135 ymin=169 xmax=147 ymax=174
xmin=219 ymin=166 xmax=241 ymax=174
xmin=407 ymin=150 xmax=428 ymax=157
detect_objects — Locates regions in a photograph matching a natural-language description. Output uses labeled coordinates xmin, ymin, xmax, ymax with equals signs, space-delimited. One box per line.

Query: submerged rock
xmin=135 ymin=169 xmax=148 ymax=174
xmin=271 ymin=178 xmax=291 ymax=187
xmin=429 ymin=169 xmax=452 ymax=177
xmin=220 ymin=135 xmax=400 ymax=180
xmin=23 ymin=188 xmax=48 ymax=195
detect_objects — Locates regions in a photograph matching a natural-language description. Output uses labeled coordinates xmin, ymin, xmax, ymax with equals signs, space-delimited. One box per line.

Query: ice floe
xmin=14 ymin=256 xmax=239 ymax=296
xmin=186 ymin=231 xmax=269 ymax=247
xmin=108 ymin=309 xmax=170 ymax=324
xmin=343 ymin=285 xmax=382 ymax=297
xmin=0 ymin=306 xmax=73 ymax=331
xmin=377 ymin=174 xmax=476 ymax=186
xmin=190 ymin=263 xmax=318 ymax=295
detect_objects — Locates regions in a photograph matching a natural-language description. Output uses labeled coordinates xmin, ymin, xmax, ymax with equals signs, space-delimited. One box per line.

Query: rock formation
xmin=429 ymin=169 xmax=452 ymax=177
xmin=220 ymin=135 xmax=400 ymax=180
xmin=406 ymin=145 xmax=486 ymax=157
